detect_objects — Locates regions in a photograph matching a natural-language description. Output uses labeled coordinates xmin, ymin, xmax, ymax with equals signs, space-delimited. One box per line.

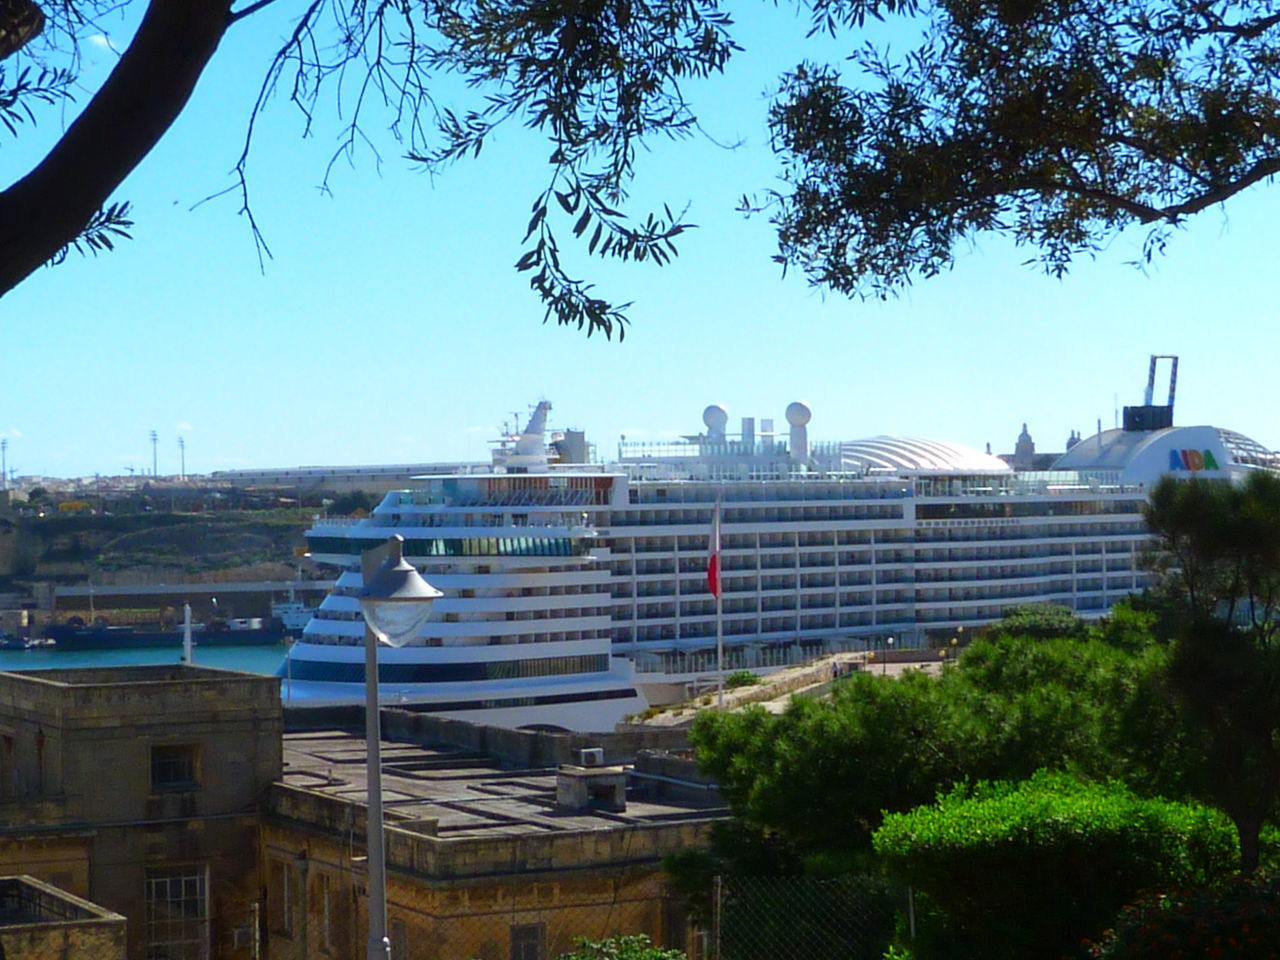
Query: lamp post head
xmin=359 ymin=536 xmax=442 ymax=647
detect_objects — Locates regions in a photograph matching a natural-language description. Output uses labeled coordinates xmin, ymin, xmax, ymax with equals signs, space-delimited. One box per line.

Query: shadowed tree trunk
xmin=0 ymin=0 xmax=233 ymax=296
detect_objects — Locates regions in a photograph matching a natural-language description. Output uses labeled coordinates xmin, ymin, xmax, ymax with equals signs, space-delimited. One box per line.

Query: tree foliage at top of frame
xmin=5 ymin=1 xmax=1280 ymax=331
xmin=766 ymin=0 xmax=1280 ymax=298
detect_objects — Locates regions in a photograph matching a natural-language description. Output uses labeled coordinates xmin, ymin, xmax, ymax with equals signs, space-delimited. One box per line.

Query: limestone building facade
xmin=0 ymin=665 xmax=283 ymax=960
xmin=262 ymin=715 xmax=724 ymax=960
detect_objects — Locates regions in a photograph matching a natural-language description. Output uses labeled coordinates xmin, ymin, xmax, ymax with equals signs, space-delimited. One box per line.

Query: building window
xmin=151 ymin=744 xmax=199 ymax=791
xmin=145 ymin=866 xmax=209 ymax=960
xmin=270 ymin=860 xmax=295 ymax=936
xmin=0 ymin=734 xmax=12 ymax=798
xmin=315 ymin=872 xmax=335 ymax=954
xmin=510 ymin=923 xmax=546 ymax=960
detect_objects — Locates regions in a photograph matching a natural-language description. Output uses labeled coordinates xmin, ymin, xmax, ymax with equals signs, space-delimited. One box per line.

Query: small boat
xmin=271 ymin=599 xmax=318 ymax=637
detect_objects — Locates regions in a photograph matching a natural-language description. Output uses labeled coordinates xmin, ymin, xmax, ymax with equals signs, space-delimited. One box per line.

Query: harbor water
xmin=0 ymin=644 xmax=289 ymax=677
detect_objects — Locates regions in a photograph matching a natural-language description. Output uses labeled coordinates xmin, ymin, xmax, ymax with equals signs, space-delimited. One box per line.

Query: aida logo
xmin=1169 ymin=449 xmax=1221 ymax=471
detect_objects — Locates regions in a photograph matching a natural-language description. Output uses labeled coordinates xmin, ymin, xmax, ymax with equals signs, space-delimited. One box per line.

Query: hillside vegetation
xmin=0 ymin=511 xmax=313 ymax=584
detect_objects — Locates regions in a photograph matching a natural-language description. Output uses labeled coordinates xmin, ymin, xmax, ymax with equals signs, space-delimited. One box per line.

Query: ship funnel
xmin=1124 ymin=355 xmax=1178 ymax=432
xmin=514 ymin=401 xmax=551 ymax=458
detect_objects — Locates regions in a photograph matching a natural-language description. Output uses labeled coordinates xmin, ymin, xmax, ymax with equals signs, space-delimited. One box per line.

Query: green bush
xmin=725 ymin=670 xmax=761 ymax=689
xmin=871 ymin=770 xmax=1237 ymax=960
xmin=1086 ymin=874 xmax=1280 ymax=959
xmin=554 ymin=936 xmax=685 ymax=960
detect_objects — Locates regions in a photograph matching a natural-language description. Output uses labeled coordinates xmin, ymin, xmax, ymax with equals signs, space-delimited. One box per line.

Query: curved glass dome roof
xmin=1051 ymin=426 xmax=1279 ymax=474
xmin=1218 ymin=429 xmax=1280 ymax=470
xmin=836 ymin=436 xmax=1013 ymax=475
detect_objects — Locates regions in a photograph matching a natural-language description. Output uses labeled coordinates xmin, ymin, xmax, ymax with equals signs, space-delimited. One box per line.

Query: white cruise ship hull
xmin=280 ymin=639 xmax=646 ymax=732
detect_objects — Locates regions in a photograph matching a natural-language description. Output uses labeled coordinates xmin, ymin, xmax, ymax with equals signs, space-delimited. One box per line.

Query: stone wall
xmin=0 ymin=667 xmax=283 ymax=960
xmin=0 ymin=875 xmax=126 ymax=960
xmin=267 ymin=782 xmax=715 ymax=882
xmin=283 ymin=705 xmax=691 ymax=766
xmin=261 ymin=814 xmax=698 ymax=960
xmin=381 ymin=709 xmax=690 ymax=766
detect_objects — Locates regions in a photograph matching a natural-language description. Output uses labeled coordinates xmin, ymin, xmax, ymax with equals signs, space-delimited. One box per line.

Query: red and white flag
xmin=707 ymin=500 xmax=722 ymax=599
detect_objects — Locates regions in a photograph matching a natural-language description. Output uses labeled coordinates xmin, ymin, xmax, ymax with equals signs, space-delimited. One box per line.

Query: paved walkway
xmin=627 ymin=650 xmax=952 ymax=726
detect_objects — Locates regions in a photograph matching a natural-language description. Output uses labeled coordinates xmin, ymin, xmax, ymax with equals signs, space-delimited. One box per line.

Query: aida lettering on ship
xmin=287 ymin=362 xmax=1279 ymax=732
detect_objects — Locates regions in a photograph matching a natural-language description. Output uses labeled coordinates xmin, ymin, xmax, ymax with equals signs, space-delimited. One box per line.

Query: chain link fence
xmin=709 ymin=875 xmax=900 ymax=960
xmin=261 ymin=888 xmax=682 ymax=960
xmin=163 ymin=874 xmax=903 ymax=960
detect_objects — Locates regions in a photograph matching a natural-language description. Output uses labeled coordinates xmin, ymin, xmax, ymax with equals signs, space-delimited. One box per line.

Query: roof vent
xmin=557 ymin=760 xmax=627 ymax=813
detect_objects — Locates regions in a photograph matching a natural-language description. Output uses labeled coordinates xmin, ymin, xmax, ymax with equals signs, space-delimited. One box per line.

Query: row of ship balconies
xmin=613 ymin=565 xmax=1146 ymax=599
xmin=615 ymin=590 xmax=1123 ymax=644
xmin=611 ymin=578 xmax=1143 ymax=618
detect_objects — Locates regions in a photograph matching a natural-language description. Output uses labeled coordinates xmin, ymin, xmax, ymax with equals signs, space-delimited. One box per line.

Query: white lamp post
xmin=358 ymin=535 xmax=441 ymax=960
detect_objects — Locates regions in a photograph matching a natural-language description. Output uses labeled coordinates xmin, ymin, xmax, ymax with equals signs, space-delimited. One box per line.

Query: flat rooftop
xmin=0 ymin=664 xmax=242 ymax=686
xmin=0 ymin=875 xmax=124 ymax=927
xmin=281 ymin=730 xmax=725 ymax=840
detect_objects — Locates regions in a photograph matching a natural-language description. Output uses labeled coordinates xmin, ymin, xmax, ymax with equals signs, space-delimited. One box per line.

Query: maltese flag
xmin=707 ymin=500 xmax=722 ymax=599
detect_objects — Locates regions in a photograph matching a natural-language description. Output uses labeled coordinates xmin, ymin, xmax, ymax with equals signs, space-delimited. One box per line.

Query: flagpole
xmin=716 ymin=587 xmax=724 ymax=708
xmin=713 ymin=498 xmax=724 ymax=708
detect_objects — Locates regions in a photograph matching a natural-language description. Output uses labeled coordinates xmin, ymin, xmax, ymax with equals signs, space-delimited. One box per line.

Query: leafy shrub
xmin=987 ymin=603 xmax=1087 ymax=640
xmin=871 ymin=770 xmax=1237 ymax=960
xmin=555 ymin=936 xmax=685 ymax=960
xmin=1086 ymin=874 xmax=1280 ymax=959
xmin=725 ymin=670 xmax=761 ymax=689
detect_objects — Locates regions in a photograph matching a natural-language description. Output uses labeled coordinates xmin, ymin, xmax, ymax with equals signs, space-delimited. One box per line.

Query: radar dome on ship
xmin=785 ymin=402 xmax=812 ymax=427
xmin=703 ymin=404 xmax=729 ymax=436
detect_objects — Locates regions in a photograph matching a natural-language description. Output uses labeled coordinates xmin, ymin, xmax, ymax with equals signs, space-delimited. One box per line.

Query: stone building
xmin=0 ymin=874 xmax=127 ymax=959
xmin=0 ymin=665 xmax=283 ymax=960
xmin=0 ymin=668 xmax=724 ymax=960
xmin=262 ymin=713 xmax=725 ymax=960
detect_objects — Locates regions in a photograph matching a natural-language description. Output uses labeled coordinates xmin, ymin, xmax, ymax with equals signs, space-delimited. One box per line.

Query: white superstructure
xmin=286 ymin=404 xmax=646 ymax=731
xmin=289 ymin=372 xmax=1278 ymax=727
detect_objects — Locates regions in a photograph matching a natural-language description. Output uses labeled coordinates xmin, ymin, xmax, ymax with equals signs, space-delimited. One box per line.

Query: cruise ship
xmin=287 ymin=363 xmax=1278 ymax=727
xmin=284 ymin=403 xmax=648 ymax=731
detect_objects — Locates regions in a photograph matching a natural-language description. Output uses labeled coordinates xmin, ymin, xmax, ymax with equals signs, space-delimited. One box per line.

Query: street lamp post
xmin=358 ymin=536 xmax=442 ymax=960
xmin=883 ymin=636 xmax=894 ymax=676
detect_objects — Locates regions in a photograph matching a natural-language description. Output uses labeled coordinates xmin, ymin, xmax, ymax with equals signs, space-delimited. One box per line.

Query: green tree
xmin=1143 ymin=471 xmax=1280 ymax=872
xmin=983 ymin=602 xmax=1087 ymax=640
xmin=4 ymin=2 xmax=1280 ymax=323
xmin=766 ymin=0 xmax=1280 ymax=298
xmin=689 ymin=671 xmax=961 ymax=865
xmin=689 ymin=632 xmax=1175 ymax=865
xmin=872 ymin=771 xmax=1238 ymax=960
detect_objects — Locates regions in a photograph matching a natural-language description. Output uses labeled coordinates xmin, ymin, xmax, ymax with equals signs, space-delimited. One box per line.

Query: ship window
xmin=151 ymin=744 xmax=199 ymax=791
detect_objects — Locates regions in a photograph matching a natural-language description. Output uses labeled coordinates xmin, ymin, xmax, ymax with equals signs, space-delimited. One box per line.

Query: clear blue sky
xmin=4 ymin=4 xmax=1277 ymax=479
